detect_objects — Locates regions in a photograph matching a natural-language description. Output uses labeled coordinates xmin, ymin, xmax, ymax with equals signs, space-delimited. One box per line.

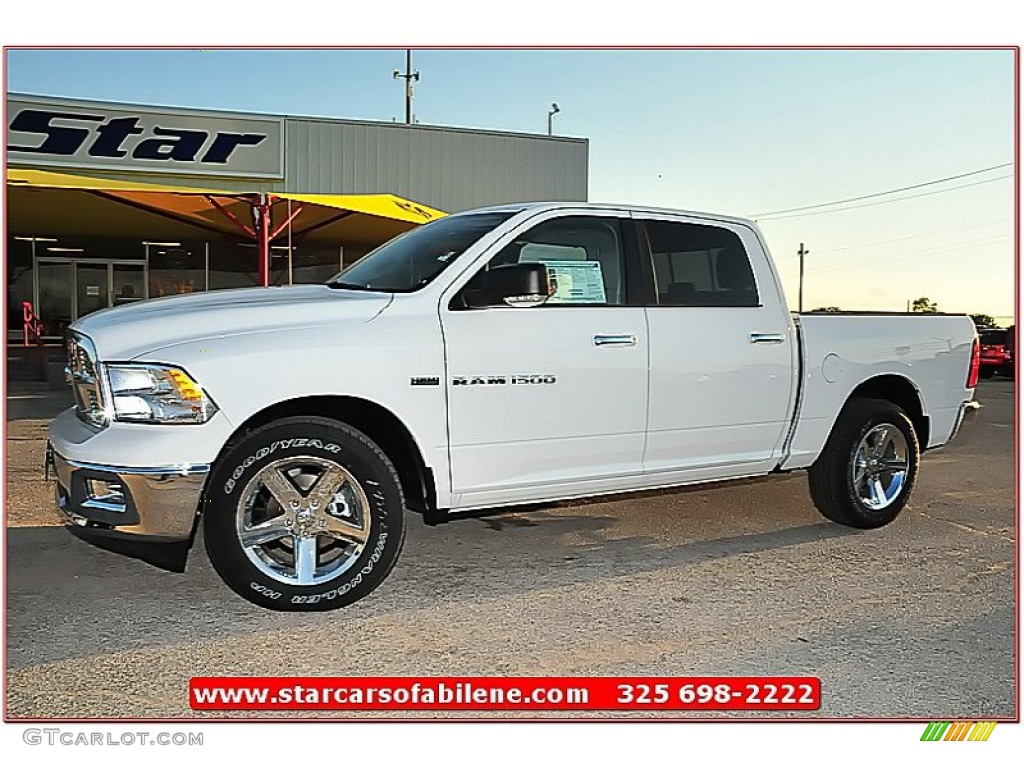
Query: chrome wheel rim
xmin=852 ymin=424 xmax=909 ymax=511
xmin=236 ymin=455 xmax=371 ymax=586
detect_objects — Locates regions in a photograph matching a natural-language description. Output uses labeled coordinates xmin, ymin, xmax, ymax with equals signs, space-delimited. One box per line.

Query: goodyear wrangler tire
xmin=204 ymin=416 xmax=406 ymax=611
xmin=807 ymin=397 xmax=919 ymax=529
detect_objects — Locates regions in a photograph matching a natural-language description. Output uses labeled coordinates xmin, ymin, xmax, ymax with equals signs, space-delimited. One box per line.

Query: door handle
xmin=594 ymin=334 xmax=638 ymax=347
xmin=749 ymin=332 xmax=786 ymax=344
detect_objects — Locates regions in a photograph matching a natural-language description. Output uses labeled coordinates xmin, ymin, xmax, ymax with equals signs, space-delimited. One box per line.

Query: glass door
xmin=112 ymin=262 xmax=147 ymax=306
xmin=33 ymin=257 xmax=150 ymax=333
xmin=35 ymin=258 xmax=73 ymax=338
xmin=75 ymin=262 xmax=110 ymax=317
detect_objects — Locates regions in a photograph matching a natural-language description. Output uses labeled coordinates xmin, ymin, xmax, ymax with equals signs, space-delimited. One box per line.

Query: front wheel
xmin=204 ymin=416 xmax=406 ymax=611
xmin=807 ymin=398 xmax=920 ymax=529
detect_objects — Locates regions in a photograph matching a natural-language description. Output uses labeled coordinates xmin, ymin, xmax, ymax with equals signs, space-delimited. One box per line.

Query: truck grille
xmin=66 ymin=332 xmax=109 ymax=427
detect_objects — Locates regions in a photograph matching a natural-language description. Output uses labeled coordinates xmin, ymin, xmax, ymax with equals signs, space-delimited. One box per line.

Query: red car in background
xmin=979 ymin=327 xmax=1014 ymax=379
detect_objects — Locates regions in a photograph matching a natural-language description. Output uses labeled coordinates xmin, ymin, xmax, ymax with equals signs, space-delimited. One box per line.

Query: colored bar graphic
xmin=921 ymin=721 xmax=996 ymax=742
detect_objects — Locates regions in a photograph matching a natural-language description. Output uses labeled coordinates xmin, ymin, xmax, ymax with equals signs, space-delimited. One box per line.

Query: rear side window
xmin=643 ymin=220 xmax=759 ymax=307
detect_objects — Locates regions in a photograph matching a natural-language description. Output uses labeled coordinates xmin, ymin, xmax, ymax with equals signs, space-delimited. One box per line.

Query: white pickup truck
xmin=49 ymin=202 xmax=981 ymax=611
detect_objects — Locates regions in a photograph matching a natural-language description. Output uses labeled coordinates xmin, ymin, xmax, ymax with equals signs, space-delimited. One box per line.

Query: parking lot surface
xmin=4 ymin=379 xmax=1015 ymax=719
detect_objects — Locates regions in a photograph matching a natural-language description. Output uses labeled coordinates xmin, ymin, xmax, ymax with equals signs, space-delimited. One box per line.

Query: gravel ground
xmin=4 ymin=379 xmax=1015 ymax=719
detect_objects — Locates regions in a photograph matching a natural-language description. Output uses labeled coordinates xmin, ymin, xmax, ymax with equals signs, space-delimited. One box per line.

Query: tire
xmin=807 ymin=397 xmax=920 ymax=529
xmin=979 ymin=367 xmax=995 ymax=379
xmin=203 ymin=416 xmax=406 ymax=611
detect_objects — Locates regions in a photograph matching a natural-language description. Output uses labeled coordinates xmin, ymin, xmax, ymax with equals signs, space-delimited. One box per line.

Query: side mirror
xmin=463 ymin=262 xmax=550 ymax=309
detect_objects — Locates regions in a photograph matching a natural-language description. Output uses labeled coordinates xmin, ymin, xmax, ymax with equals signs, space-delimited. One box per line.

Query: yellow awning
xmin=6 ymin=167 xmax=232 ymax=194
xmin=7 ymin=167 xmax=446 ymax=242
xmin=275 ymin=193 xmax=446 ymax=225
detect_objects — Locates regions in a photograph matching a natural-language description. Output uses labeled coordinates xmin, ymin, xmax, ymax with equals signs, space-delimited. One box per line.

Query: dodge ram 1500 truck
xmin=48 ymin=202 xmax=981 ymax=611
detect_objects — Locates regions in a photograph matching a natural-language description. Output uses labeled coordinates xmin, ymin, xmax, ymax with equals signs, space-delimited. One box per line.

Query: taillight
xmin=967 ymin=337 xmax=980 ymax=388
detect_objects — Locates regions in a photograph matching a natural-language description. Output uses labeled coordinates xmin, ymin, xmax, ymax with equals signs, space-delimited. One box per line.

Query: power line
xmin=756 ymin=174 xmax=1013 ymax=222
xmin=752 ymin=162 xmax=1013 ymax=218
xmin=814 ymin=218 xmax=1012 ymax=255
xmin=811 ymin=234 xmax=1013 ymax=275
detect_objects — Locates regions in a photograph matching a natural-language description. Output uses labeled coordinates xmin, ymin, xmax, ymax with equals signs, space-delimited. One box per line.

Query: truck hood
xmin=72 ymin=285 xmax=393 ymax=360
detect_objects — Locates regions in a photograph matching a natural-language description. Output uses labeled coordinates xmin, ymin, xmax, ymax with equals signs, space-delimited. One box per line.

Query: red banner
xmin=190 ymin=676 xmax=820 ymax=712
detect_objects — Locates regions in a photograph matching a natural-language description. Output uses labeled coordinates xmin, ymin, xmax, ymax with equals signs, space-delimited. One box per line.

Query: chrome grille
xmin=66 ymin=332 xmax=109 ymax=427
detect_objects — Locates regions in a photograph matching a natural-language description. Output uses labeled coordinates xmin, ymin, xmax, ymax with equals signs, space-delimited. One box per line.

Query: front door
xmin=442 ymin=212 xmax=649 ymax=509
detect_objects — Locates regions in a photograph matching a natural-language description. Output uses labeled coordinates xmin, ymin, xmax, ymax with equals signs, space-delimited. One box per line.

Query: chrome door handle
xmin=749 ymin=332 xmax=786 ymax=344
xmin=594 ymin=334 xmax=638 ymax=347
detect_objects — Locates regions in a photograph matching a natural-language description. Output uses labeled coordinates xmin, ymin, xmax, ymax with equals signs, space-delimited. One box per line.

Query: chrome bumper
xmin=50 ymin=445 xmax=209 ymax=540
xmin=947 ymin=400 xmax=981 ymax=446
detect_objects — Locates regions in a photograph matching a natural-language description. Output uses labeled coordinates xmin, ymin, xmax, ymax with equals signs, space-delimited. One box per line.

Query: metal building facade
xmin=7 ymin=93 xmax=590 ymax=211
xmin=283 ymin=118 xmax=588 ymax=212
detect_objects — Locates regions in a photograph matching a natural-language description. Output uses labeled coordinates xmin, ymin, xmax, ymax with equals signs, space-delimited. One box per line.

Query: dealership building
xmin=6 ymin=93 xmax=588 ymax=341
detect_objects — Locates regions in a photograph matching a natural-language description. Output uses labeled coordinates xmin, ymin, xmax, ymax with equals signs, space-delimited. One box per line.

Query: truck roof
xmin=462 ymin=201 xmax=758 ymax=228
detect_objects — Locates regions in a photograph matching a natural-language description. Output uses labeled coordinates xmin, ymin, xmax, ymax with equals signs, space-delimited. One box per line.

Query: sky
xmin=6 ymin=48 xmax=1016 ymax=319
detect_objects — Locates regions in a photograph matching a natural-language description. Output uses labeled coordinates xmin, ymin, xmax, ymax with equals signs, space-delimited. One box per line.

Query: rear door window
xmin=642 ymin=220 xmax=759 ymax=307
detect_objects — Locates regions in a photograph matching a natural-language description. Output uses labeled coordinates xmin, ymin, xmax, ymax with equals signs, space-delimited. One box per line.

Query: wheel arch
xmin=843 ymin=374 xmax=929 ymax=450
xmin=194 ymin=395 xmax=438 ymax=541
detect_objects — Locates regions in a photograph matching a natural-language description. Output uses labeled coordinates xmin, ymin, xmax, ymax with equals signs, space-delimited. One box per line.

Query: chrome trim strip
xmin=61 ymin=457 xmax=211 ymax=476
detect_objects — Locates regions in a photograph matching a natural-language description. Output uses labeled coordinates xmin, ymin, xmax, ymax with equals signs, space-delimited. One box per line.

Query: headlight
xmin=106 ymin=364 xmax=218 ymax=424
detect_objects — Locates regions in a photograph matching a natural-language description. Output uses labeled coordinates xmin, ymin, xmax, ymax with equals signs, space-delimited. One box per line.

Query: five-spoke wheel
xmin=204 ymin=417 xmax=406 ymax=611
xmin=809 ymin=398 xmax=920 ymax=529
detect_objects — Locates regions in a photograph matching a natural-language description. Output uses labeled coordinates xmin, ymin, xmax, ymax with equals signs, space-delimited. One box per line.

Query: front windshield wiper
xmin=327 ymin=281 xmax=388 ymax=292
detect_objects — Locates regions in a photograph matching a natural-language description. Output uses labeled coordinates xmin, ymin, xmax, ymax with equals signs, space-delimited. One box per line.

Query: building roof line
xmin=8 ymin=91 xmax=588 ymax=145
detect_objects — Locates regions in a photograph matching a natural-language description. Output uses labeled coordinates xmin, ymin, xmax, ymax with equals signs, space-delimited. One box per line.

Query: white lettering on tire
xmin=223 ymin=439 xmax=342 ymax=494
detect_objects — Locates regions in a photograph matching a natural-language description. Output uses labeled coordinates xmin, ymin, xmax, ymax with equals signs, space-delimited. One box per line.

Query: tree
xmin=911 ymin=297 xmax=938 ymax=314
xmin=970 ymin=313 xmax=997 ymax=328
xmin=811 ymin=306 xmax=843 ymax=313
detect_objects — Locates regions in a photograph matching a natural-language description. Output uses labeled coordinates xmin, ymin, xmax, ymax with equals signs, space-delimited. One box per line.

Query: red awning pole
xmin=257 ymin=194 xmax=271 ymax=287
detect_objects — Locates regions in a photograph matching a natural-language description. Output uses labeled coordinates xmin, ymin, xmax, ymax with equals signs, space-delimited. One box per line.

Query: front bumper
xmin=49 ymin=445 xmax=209 ymax=571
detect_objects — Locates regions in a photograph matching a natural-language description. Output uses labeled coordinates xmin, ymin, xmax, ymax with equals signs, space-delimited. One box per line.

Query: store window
xmin=147 ymin=241 xmax=207 ymax=297
xmin=268 ymin=245 xmax=344 ymax=286
xmin=7 ymin=237 xmax=35 ymax=333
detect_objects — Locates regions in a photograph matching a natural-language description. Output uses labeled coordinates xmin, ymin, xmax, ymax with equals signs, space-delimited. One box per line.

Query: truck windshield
xmin=327 ymin=211 xmax=515 ymax=292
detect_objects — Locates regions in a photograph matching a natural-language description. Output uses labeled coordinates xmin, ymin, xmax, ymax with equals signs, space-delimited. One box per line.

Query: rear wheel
xmin=979 ymin=367 xmax=995 ymax=379
xmin=204 ymin=416 xmax=406 ymax=611
xmin=808 ymin=398 xmax=919 ymax=529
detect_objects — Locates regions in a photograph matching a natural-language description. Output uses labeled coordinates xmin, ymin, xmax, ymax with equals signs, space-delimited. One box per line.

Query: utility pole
xmin=797 ymin=242 xmax=809 ymax=313
xmin=547 ymin=103 xmax=561 ymax=135
xmin=393 ymin=49 xmax=420 ymax=124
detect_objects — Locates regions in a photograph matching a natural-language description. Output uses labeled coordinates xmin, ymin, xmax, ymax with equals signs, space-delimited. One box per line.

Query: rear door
xmin=441 ymin=211 xmax=649 ymax=509
xmin=637 ymin=215 xmax=797 ymax=480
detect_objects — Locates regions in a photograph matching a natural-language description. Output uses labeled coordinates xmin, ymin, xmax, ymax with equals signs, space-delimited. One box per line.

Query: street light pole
xmin=393 ymin=49 xmax=420 ymax=124
xmin=547 ymin=103 xmax=561 ymax=135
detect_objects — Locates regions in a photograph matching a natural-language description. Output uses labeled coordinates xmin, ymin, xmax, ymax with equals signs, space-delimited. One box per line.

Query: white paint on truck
xmin=48 ymin=201 xmax=980 ymax=610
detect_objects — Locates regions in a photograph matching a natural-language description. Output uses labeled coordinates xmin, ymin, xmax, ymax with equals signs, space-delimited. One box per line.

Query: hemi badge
xmin=411 ymin=377 xmax=440 ymax=387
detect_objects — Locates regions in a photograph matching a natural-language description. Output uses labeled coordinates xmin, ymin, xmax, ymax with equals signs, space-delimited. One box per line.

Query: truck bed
xmin=783 ymin=313 xmax=977 ymax=469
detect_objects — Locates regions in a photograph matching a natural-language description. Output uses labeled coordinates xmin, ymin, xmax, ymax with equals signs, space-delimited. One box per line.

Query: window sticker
xmin=542 ymin=260 xmax=608 ymax=304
